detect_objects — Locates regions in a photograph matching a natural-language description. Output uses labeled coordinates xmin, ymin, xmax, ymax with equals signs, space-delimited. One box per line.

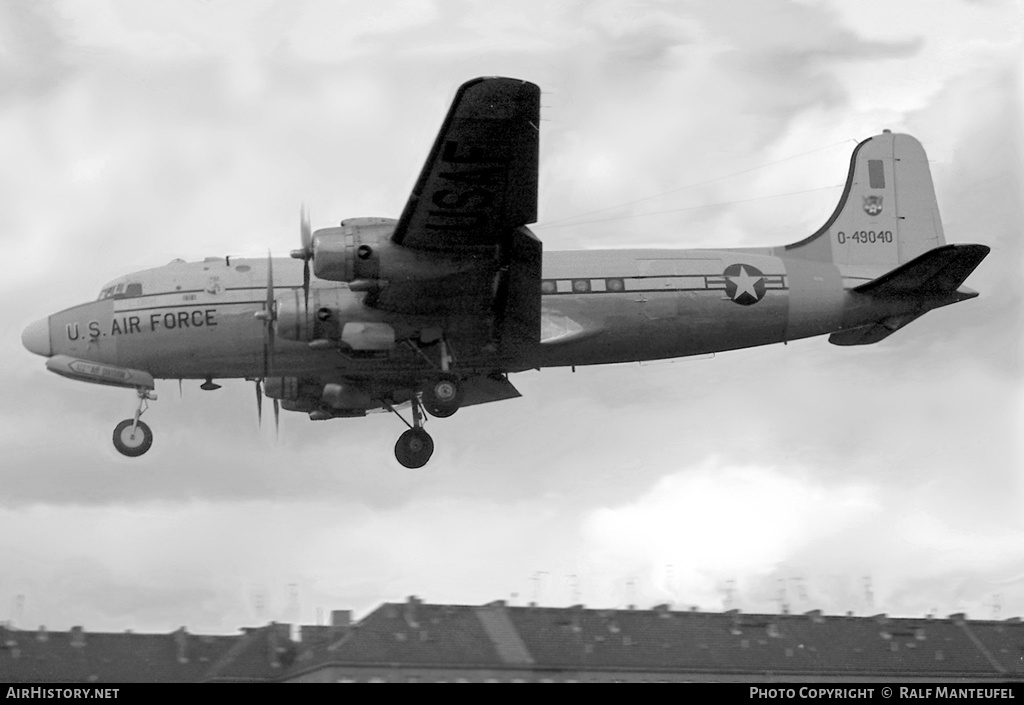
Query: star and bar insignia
xmin=723 ymin=264 xmax=766 ymax=306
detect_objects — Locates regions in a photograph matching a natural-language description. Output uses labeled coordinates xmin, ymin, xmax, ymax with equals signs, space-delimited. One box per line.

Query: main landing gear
xmin=391 ymin=396 xmax=434 ymax=469
xmin=423 ymin=373 xmax=463 ymax=418
xmin=388 ymin=336 xmax=466 ymax=468
xmin=112 ymin=387 xmax=156 ymax=457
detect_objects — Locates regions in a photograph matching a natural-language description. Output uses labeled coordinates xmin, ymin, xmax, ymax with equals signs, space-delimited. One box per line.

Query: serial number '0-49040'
xmin=837 ymin=230 xmax=893 ymax=245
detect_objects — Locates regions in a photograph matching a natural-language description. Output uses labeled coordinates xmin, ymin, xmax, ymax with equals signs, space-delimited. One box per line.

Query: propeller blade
xmin=303 ymin=258 xmax=310 ymax=318
xmin=300 ymin=203 xmax=312 ymax=252
xmin=300 ymin=205 xmax=312 ymax=316
xmin=273 ymin=398 xmax=280 ymax=438
xmin=263 ymin=250 xmax=276 ymax=377
xmin=256 ymin=380 xmax=263 ymax=427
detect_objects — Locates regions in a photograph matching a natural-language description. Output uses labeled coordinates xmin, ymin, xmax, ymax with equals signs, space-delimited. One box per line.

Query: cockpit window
xmin=98 ymin=282 xmax=143 ymax=300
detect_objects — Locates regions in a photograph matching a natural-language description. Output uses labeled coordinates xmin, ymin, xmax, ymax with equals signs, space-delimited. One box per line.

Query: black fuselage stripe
xmin=115 ymin=300 xmax=268 ymax=313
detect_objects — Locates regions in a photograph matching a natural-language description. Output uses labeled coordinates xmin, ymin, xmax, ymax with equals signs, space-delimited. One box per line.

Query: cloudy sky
xmin=1 ymin=0 xmax=1021 ymax=634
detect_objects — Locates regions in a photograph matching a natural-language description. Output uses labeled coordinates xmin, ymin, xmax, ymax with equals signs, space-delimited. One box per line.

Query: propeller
xmin=290 ymin=205 xmax=313 ymax=317
xmin=253 ymin=251 xmax=280 ymax=436
xmin=255 ymin=381 xmax=280 ymax=437
xmin=254 ymin=250 xmax=276 ymax=378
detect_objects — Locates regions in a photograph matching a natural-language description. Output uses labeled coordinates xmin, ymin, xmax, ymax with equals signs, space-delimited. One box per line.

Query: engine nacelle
xmin=275 ymin=289 xmax=337 ymax=343
xmin=310 ymin=218 xmax=486 ymax=284
xmin=263 ymin=376 xmax=299 ymax=400
xmin=322 ymin=383 xmax=376 ymax=410
xmin=274 ymin=288 xmax=395 ymax=350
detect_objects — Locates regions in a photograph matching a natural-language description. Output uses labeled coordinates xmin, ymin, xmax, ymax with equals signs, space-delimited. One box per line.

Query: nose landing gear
xmin=112 ymin=387 xmax=157 ymax=457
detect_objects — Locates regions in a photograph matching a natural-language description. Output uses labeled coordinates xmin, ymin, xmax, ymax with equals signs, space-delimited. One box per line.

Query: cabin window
xmin=605 ymin=278 xmax=624 ymax=292
xmin=541 ymin=280 xmax=557 ymax=294
xmin=572 ymin=279 xmax=591 ymax=293
xmin=98 ymin=282 xmax=142 ymax=300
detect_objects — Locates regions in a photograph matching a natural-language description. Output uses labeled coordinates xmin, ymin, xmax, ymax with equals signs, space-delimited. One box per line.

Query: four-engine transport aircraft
xmin=21 ymin=77 xmax=989 ymax=468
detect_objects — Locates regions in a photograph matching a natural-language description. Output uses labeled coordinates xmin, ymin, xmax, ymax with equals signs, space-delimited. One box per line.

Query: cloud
xmin=582 ymin=460 xmax=879 ymax=603
xmin=0 ymin=0 xmax=1020 ymax=633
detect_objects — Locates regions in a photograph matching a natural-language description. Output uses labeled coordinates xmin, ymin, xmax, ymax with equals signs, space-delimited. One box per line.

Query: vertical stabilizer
xmin=785 ymin=132 xmax=946 ymax=268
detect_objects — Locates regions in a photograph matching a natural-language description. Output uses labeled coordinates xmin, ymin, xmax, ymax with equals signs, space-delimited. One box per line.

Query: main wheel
xmin=423 ymin=374 xmax=463 ymax=418
xmin=394 ymin=428 xmax=434 ymax=469
xmin=113 ymin=419 xmax=153 ymax=457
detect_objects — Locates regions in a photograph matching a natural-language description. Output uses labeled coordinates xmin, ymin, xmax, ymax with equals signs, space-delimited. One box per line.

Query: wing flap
xmin=460 ymin=374 xmax=522 ymax=408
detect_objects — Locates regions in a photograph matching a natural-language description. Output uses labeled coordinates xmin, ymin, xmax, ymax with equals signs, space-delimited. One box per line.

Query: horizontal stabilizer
xmin=853 ymin=244 xmax=990 ymax=298
xmin=829 ymin=313 xmax=926 ymax=346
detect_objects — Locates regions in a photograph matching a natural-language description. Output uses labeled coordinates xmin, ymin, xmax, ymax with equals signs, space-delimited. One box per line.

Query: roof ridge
xmin=475 ymin=605 xmax=534 ymax=665
xmin=956 ymin=620 xmax=1007 ymax=675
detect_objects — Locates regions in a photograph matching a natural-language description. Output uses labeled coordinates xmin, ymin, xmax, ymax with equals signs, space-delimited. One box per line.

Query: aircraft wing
xmin=390 ymin=76 xmax=540 ymax=251
xmin=366 ymin=78 xmax=543 ymax=354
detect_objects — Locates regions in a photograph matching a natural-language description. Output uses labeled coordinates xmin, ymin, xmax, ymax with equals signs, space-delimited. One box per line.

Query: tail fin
xmin=786 ymin=131 xmax=946 ymax=268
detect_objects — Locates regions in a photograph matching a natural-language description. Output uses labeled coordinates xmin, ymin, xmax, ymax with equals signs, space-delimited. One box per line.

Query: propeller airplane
xmin=22 ymin=77 xmax=989 ymax=468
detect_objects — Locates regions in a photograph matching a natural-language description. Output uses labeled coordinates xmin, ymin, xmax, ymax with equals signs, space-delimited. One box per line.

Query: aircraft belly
xmin=537 ymin=287 xmax=789 ymax=366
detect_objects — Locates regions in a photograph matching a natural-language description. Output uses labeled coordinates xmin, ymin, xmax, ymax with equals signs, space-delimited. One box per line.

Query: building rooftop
xmin=4 ymin=601 xmax=1023 ymax=682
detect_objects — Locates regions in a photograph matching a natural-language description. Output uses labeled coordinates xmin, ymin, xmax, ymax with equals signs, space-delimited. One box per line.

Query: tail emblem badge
xmin=863 ymin=195 xmax=883 ymax=216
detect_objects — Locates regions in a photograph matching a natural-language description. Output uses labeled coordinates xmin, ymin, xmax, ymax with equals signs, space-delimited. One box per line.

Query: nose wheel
xmin=113 ymin=419 xmax=153 ymax=457
xmin=112 ymin=387 xmax=156 ymax=457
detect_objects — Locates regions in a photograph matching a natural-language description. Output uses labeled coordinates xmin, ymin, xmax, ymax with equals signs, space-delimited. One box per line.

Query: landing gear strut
xmin=389 ymin=395 xmax=434 ymax=469
xmin=112 ymin=387 xmax=157 ymax=457
xmin=416 ymin=338 xmax=463 ymax=418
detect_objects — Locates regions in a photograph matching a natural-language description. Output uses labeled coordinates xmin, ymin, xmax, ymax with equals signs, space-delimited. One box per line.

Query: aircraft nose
xmin=22 ymin=317 xmax=52 ymax=357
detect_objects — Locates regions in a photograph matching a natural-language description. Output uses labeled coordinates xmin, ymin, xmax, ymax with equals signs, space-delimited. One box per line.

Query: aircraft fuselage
xmin=37 ymin=244 xmax=907 ymax=384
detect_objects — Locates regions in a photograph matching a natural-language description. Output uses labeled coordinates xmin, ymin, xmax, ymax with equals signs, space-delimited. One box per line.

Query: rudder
xmin=785 ymin=131 xmax=946 ymax=268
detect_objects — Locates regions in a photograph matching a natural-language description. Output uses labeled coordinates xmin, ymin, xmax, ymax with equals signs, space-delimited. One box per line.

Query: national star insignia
xmin=727 ymin=265 xmax=763 ymax=302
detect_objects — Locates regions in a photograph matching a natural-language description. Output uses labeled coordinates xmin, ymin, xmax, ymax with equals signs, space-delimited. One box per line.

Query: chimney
xmin=173 ymin=627 xmax=189 ymax=664
xmin=267 ymin=622 xmax=291 ymax=669
xmin=404 ymin=596 xmax=420 ymax=628
xmin=330 ymin=610 xmax=351 ymax=628
xmin=70 ymin=626 xmax=85 ymax=648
